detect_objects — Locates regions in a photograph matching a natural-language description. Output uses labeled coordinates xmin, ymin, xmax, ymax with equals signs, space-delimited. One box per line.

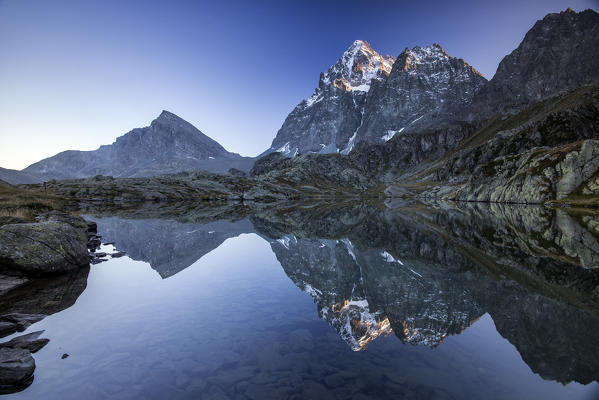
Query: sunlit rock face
xmin=265 ymin=40 xmax=487 ymax=157
xmin=266 ymin=40 xmax=395 ymax=156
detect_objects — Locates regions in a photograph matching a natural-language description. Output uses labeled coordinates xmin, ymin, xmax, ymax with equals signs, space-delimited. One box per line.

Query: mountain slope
xmin=23 ymin=111 xmax=254 ymax=181
xmin=0 ymin=167 xmax=42 ymax=185
xmin=469 ymin=8 xmax=599 ymax=117
xmin=265 ymin=40 xmax=395 ymax=156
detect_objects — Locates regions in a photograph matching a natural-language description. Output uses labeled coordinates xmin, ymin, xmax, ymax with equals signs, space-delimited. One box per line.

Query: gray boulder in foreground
xmin=0 ymin=213 xmax=89 ymax=276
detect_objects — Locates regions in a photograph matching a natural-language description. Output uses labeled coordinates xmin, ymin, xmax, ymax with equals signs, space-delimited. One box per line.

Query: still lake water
xmin=3 ymin=203 xmax=599 ymax=399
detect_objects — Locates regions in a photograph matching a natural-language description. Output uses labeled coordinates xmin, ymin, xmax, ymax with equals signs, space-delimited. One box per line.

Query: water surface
xmin=3 ymin=202 xmax=599 ymax=399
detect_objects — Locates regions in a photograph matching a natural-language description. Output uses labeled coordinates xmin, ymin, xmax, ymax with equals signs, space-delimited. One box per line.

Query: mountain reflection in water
xmin=84 ymin=201 xmax=599 ymax=388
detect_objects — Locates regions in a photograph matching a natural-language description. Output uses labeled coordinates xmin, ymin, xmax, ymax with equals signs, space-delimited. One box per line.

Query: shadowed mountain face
xmin=22 ymin=111 xmax=255 ymax=181
xmin=469 ymin=9 xmax=599 ymax=118
xmin=82 ymin=201 xmax=599 ymax=385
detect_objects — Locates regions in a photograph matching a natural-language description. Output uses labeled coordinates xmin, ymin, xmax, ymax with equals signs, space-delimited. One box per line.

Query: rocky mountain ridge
xmin=468 ymin=8 xmax=599 ymax=118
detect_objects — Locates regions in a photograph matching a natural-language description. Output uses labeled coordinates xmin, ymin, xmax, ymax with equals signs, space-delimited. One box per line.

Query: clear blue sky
xmin=0 ymin=0 xmax=596 ymax=169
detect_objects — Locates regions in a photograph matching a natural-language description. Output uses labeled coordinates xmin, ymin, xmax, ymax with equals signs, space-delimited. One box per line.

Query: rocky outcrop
xmin=0 ymin=347 xmax=35 ymax=392
xmin=34 ymin=172 xmax=302 ymax=204
xmin=0 ymin=331 xmax=48 ymax=354
xmin=0 ymin=213 xmax=90 ymax=276
xmin=395 ymin=84 xmax=599 ymax=204
xmin=32 ymin=157 xmax=380 ymax=207
xmin=22 ymin=111 xmax=255 ymax=181
xmin=451 ymin=140 xmax=599 ymax=203
xmin=265 ymin=40 xmax=394 ymax=156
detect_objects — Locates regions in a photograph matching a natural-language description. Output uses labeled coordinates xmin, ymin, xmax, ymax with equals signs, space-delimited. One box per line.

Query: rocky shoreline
xmin=0 ymin=210 xmax=97 ymax=391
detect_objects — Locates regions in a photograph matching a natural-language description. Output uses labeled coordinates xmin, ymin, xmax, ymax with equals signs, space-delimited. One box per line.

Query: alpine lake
xmin=2 ymin=200 xmax=599 ymax=400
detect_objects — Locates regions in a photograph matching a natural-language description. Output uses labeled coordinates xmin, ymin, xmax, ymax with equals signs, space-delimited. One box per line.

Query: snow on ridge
xmin=381 ymin=250 xmax=404 ymax=265
xmin=275 ymin=142 xmax=299 ymax=157
xmin=381 ymin=127 xmax=404 ymax=142
xmin=380 ymin=114 xmax=424 ymax=142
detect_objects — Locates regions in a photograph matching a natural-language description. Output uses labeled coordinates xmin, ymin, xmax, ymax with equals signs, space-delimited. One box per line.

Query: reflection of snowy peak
xmin=91 ymin=217 xmax=254 ymax=278
xmin=320 ymin=298 xmax=393 ymax=351
xmin=268 ymin=234 xmax=481 ymax=350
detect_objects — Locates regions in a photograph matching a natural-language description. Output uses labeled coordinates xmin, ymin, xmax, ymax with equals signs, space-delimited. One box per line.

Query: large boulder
xmin=0 ymin=213 xmax=89 ymax=276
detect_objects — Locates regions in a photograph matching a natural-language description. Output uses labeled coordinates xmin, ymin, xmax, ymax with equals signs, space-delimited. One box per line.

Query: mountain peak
xmin=318 ymin=40 xmax=395 ymax=93
xmin=152 ymin=110 xmax=199 ymax=133
xmin=156 ymin=110 xmax=184 ymax=122
xmin=401 ymin=44 xmax=449 ymax=63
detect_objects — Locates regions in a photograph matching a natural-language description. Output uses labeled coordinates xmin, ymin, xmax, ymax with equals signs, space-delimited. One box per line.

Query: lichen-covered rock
xmin=451 ymin=140 xmax=599 ymax=204
xmin=0 ymin=214 xmax=89 ymax=276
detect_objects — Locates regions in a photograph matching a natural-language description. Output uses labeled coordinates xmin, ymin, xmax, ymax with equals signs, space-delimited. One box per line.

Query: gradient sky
xmin=0 ymin=0 xmax=597 ymax=170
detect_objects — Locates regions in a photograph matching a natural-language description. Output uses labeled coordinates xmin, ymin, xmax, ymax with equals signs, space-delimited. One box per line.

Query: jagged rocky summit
xmin=21 ymin=111 xmax=255 ymax=181
xmin=265 ymin=40 xmax=394 ymax=156
xmin=264 ymin=40 xmax=486 ymax=156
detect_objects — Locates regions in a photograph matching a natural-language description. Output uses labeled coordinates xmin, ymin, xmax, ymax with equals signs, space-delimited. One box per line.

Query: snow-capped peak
xmin=319 ymin=40 xmax=395 ymax=93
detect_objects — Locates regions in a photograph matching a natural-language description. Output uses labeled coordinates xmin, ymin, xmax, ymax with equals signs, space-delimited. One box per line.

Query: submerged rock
xmin=0 ymin=347 xmax=34 ymax=389
xmin=0 ymin=331 xmax=49 ymax=393
xmin=0 ymin=331 xmax=49 ymax=354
